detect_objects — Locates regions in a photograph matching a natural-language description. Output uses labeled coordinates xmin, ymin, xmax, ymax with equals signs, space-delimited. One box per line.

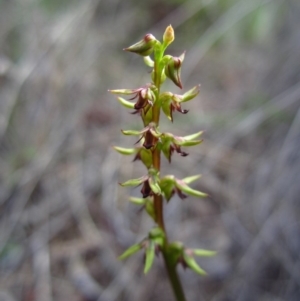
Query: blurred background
xmin=0 ymin=0 xmax=299 ymax=300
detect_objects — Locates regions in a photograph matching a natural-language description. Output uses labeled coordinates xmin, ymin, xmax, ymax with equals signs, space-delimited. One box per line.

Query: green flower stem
xmin=153 ymin=59 xmax=164 ymax=231
xmin=153 ymin=185 xmax=165 ymax=230
xmin=163 ymin=252 xmax=187 ymax=301
xmin=152 ymin=102 xmax=164 ymax=231
xmin=152 ymin=51 xmax=187 ymax=301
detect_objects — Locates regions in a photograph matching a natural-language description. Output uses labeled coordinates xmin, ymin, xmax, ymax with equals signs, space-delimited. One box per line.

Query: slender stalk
xmin=163 ymin=253 xmax=187 ymax=301
xmin=153 ymin=65 xmax=164 ymax=231
xmin=153 ymin=102 xmax=164 ymax=231
xmin=152 ymin=57 xmax=187 ymax=301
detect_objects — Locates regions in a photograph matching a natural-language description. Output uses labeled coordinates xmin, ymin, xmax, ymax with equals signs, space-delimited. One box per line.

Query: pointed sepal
xmin=164 ymin=52 xmax=185 ymax=89
xmin=193 ymin=249 xmax=217 ymax=257
xmin=109 ymin=88 xmax=138 ymax=95
xmin=183 ymin=252 xmax=207 ymax=276
xmin=117 ymin=97 xmax=135 ymax=109
xmin=118 ymin=243 xmax=143 ymax=260
xmin=181 ymin=85 xmax=200 ymax=102
xmin=182 ymin=175 xmax=202 ymax=184
xmin=121 ymin=129 xmax=142 ymax=136
xmin=182 ymin=131 xmax=204 ymax=141
xmin=120 ymin=175 xmax=148 ymax=187
xmin=174 ymin=139 xmax=202 ymax=147
xmin=175 ymin=179 xmax=208 ymax=198
xmin=173 ymin=132 xmax=203 ymax=147
xmin=113 ymin=146 xmax=136 ymax=155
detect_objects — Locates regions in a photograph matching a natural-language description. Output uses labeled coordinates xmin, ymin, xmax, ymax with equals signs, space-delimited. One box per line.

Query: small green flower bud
xmin=133 ymin=148 xmax=152 ymax=169
xmin=163 ymin=25 xmax=175 ymax=48
xmin=124 ymin=34 xmax=157 ymax=56
xmin=164 ymin=52 xmax=185 ymax=88
xmin=141 ymin=105 xmax=153 ymax=126
xmin=149 ymin=227 xmax=165 ymax=239
xmin=160 ymin=92 xmax=173 ymax=121
xmin=168 ymin=241 xmax=184 ymax=266
xmin=148 ymin=177 xmax=161 ymax=195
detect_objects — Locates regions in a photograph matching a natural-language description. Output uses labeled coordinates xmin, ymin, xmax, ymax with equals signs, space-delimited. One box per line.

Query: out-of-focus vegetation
xmin=0 ymin=0 xmax=299 ymax=301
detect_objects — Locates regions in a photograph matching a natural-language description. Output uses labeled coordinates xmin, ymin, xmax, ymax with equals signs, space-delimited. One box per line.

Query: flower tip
xmin=176 ymin=78 xmax=183 ymax=89
xmin=163 ymin=25 xmax=175 ymax=47
xmin=144 ymin=33 xmax=156 ymax=42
